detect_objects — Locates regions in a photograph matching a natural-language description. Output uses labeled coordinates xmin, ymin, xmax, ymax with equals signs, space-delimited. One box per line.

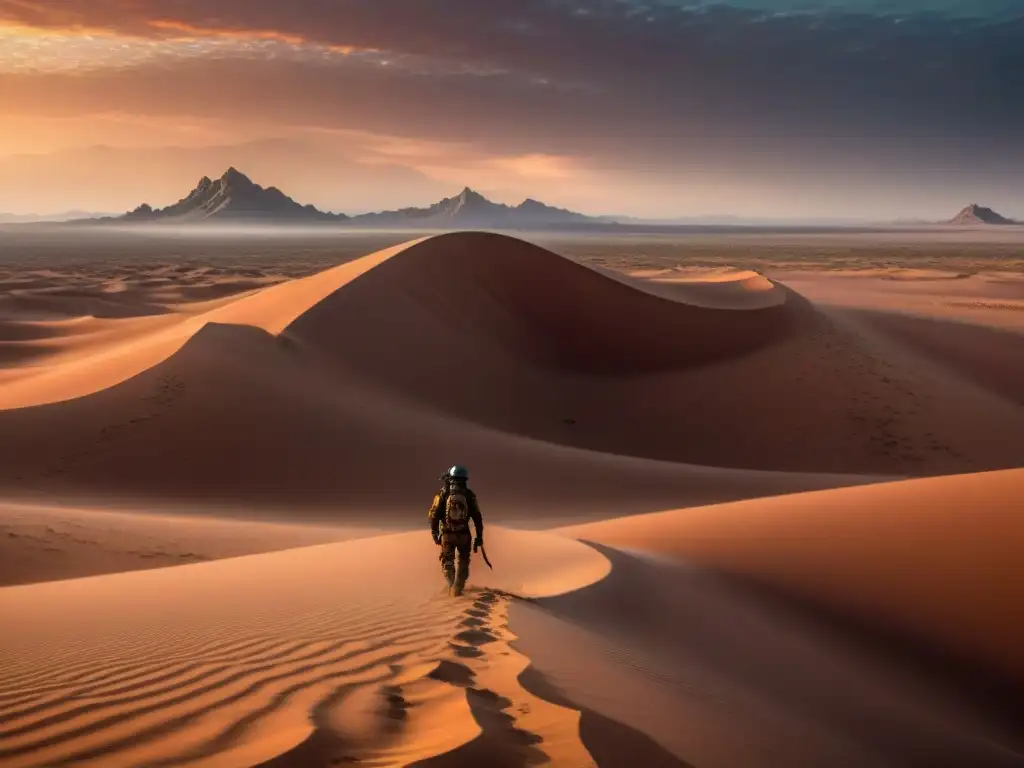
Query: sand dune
xmin=0 ymin=240 xmax=421 ymax=408
xmin=0 ymin=528 xmax=609 ymax=768
xmin=0 ymin=501 xmax=375 ymax=587
xmin=847 ymin=310 xmax=1024 ymax=406
xmin=511 ymin=539 xmax=1024 ymax=768
xmin=780 ymin=270 xmax=1024 ymax=332
xmin=0 ymin=230 xmax=1021 ymax=566
xmin=285 ymin=233 xmax=804 ymax=375
xmin=0 ymin=234 xmax=791 ymax=406
xmin=493 ymin=468 xmax=1024 ymax=766
xmin=1 ymin=231 xmax=905 ymax=531
xmin=1 ymin=231 xmax=1021 ymax=533
xmin=2 ymin=502 xmax=1021 ymax=767
xmin=560 ymin=468 xmax=1024 ymax=683
xmin=247 ymin=233 xmax=1024 ymax=475
xmin=610 ymin=266 xmax=783 ymax=309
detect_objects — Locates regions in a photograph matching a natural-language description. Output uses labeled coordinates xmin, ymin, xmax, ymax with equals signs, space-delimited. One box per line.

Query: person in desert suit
xmin=428 ymin=465 xmax=484 ymax=596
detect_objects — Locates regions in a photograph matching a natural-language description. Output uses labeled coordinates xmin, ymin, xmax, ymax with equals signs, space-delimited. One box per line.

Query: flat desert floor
xmin=0 ymin=225 xmax=1022 ymax=767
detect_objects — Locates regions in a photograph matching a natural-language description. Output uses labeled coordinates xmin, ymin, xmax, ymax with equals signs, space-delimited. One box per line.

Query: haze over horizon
xmin=1 ymin=1 xmax=1021 ymax=219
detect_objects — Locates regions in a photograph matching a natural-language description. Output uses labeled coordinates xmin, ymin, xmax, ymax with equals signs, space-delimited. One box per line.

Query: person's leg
xmin=453 ymin=532 xmax=472 ymax=595
xmin=440 ymin=534 xmax=456 ymax=589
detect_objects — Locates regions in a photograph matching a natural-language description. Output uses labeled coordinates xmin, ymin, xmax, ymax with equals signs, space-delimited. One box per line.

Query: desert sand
xmin=0 ymin=501 xmax=378 ymax=587
xmin=1 ymin=228 xmax=1023 ymax=766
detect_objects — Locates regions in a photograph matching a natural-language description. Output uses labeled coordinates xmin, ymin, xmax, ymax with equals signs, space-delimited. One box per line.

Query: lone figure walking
xmin=428 ymin=465 xmax=484 ymax=596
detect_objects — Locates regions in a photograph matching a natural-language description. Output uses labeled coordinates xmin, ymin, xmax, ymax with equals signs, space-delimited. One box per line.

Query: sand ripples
xmin=0 ymin=531 xmax=612 ymax=767
xmin=0 ymin=597 xmax=464 ymax=767
xmin=0 ymin=588 xmax=599 ymax=767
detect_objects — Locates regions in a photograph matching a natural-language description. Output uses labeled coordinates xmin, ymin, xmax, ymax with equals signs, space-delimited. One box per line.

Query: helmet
xmin=446 ymin=465 xmax=469 ymax=481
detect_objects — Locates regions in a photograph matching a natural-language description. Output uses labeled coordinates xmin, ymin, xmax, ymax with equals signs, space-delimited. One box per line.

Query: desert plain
xmin=0 ymin=224 xmax=1023 ymax=767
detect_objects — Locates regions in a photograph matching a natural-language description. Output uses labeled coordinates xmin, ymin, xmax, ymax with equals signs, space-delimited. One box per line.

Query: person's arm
xmin=428 ymin=491 xmax=444 ymax=543
xmin=468 ymin=490 xmax=484 ymax=547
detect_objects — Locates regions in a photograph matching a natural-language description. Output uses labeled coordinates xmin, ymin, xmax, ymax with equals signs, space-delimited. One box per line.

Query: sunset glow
xmin=1 ymin=1 xmax=1021 ymax=218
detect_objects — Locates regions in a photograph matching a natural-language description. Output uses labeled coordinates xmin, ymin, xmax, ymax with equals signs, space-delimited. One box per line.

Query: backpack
xmin=444 ymin=487 xmax=470 ymax=529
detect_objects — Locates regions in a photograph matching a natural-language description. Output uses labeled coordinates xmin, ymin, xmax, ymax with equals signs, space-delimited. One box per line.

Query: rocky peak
xmin=949 ymin=204 xmax=1014 ymax=225
xmin=220 ymin=167 xmax=254 ymax=188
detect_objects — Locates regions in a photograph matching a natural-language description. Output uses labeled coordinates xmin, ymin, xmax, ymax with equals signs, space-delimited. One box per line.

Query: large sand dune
xmin=0 ymin=232 xmax=891 ymax=529
xmin=1 ymin=232 xmax=1022 ymax=530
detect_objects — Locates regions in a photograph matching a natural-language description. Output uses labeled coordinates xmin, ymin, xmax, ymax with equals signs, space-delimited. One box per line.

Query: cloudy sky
xmin=0 ymin=0 xmax=1021 ymax=219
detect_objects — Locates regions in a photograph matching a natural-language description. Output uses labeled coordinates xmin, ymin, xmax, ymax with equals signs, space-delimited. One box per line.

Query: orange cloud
xmin=147 ymin=19 xmax=366 ymax=55
xmin=0 ymin=21 xmax=121 ymax=38
xmin=0 ymin=18 xmax=373 ymax=75
xmin=0 ymin=16 xmax=370 ymax=61
xmin=147 ymin=19 xmax=309 ymax=46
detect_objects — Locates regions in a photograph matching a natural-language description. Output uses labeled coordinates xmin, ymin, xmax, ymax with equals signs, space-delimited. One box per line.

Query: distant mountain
xmin=347 ymin=186 xmax=595 ymax=228
xmin=513 ymin=198 xmax=593 ymax=225
xmin=948 ymin=204 xmax=1016 ymax=225
xmin=91 ymin=169 xmax=1011 ymax=231
xmin=106 ymin=172 xmax=595 ymax=228
xmin=112 ymin=168 xmax=344 ymax=223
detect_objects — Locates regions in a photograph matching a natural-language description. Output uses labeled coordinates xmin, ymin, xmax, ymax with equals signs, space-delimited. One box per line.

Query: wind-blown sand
xmin=2 ymin=230 xmax=1023 ymax=766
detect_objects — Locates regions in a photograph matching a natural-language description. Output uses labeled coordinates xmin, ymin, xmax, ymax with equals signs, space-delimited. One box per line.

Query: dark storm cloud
xmin=3 ymin=1 xmax=1023 ymax=178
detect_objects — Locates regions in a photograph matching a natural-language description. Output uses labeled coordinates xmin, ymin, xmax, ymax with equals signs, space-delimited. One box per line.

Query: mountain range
xmin=119 ymin=168 xmax=339 ymax=224
xmin=350 ymin=186 xmax=593 ymax=228
xmin=13 ymin=169 xmax=1021 ymax=229
xmin=101 ymin=168 xmax=595 ymax=229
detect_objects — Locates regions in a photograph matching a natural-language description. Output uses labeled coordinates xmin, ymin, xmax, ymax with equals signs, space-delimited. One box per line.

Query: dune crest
xmin=0 ymin=239 xmax=425 ymax=410
xmin=284 ymin=231 xmax=804 ymax=376
xmin=0 ymin=232 xmax=799 ymax=410
xmin=613 ymin=266 xmax=783 ymax=309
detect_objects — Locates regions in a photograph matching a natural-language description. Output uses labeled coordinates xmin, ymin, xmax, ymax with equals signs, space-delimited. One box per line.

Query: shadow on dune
xmin=0 ymin=290 xmax=172 ymax=319
xmin=250 ymin=683 xmax=360 ymax=768
xmin=275 ymin=232 xmax=1024 ymax=475
xmin=0 ymin=319 xmax=89 ymax=342
xmin=0 ymin=341 xmax=62 ymax=367
xmin=277 ymin=232 xmax=826 ymax=469
xmin=284 ymin=231 xmax=808 ymax=376
xmin=510 ymin=542 xmax=1024 ymax=768
xmin=704 ymin=565 xmax=1024 ymax=753
xmin=407 ymin=685 xmax=549 ymax=768
xmin=517 ymin=664 xmax=695 ymax=768
xmin=848 ymin=308 xmax=1024 ymax=406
